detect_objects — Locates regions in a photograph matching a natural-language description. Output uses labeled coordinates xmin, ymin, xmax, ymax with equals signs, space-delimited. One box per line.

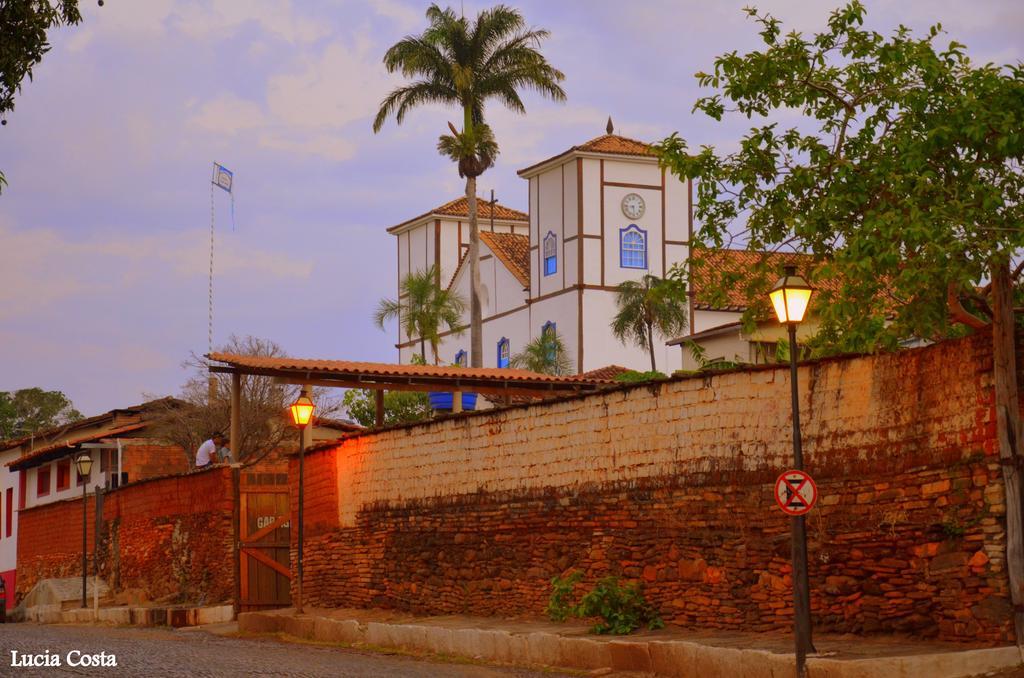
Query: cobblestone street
xmin=0 ymin=624 xmax=564 ymax=677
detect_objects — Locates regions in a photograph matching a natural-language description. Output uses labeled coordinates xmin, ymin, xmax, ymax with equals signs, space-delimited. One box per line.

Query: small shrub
xmin=573 ymin=576 xmax=664 ymax=635
xmin=545 ymin=571 xmax=582 ymax=622
xmin=546 ymin=571 xmax=663 ymax=635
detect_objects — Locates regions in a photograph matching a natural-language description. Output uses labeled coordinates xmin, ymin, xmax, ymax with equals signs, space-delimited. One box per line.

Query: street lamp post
xmin=769 ymin=266 xmax=816 ymax=678
xmin=73 ymin=452 xmax=93 ymax=609
xmin=288 ymin=394 xmax=315 ymax=615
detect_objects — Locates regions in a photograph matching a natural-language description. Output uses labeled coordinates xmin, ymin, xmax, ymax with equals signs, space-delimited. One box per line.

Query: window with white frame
xmin=620 ymin=225 xmax=647 ymax=269
xmin=543 ymin=232 xmax=557 ymax=276
xmin=497 ymin=338 xmax=510 ymax=368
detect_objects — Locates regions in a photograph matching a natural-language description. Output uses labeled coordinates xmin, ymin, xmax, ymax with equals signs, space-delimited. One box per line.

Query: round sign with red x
xmin=774 ymin=470 xmax=818 ymax=516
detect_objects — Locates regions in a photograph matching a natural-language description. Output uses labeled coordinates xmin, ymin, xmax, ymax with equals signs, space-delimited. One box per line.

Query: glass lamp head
xmin=74 ymin=452 xmax=93 ymax=477
xmin=769 ymin=265 xmax=814 ymax=324
xmin=289 ymin=395 xmax=315 ymax=428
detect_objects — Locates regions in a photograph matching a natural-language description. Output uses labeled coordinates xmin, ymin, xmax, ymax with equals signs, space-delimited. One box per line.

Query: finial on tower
xmin=606 ymin=116 xmax=614 ymax=135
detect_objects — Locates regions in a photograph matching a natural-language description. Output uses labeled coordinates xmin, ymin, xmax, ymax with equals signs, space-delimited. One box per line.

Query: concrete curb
xmin=57 ymin=604 xmax=234 ymax=628
xmin=237 ymin=611 xmax=1024 ymax=678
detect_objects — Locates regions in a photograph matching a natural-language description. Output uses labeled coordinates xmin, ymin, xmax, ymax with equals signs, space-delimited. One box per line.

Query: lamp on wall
xmin=769 ymin=265 xmax=816 ymax=677
xmin=288 ymin=394 xmax=315 ymax=615
xmin=73 ymin=452 xmax=93 ymax=609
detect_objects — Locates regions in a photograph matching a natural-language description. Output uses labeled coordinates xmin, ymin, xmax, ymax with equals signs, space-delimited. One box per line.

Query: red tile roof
xmin=387 ymin=196 xmax=528 ymax=233
xmin=6 ymin=422 xmax=148 ymax=470
xmin=0 ymin=397 xmax=181 ymax=453
xmin=479 ymin=232 xmax=530 ymax=288
xmin=208 ymin=354 xmax=615 ymax=393
xmin=517 ymin=133 xmax=656 ymax=176
xmin=690 ymin=249 xmax=838 ymax=312
xmin=577 ymin=365 xmax=632 ymax=381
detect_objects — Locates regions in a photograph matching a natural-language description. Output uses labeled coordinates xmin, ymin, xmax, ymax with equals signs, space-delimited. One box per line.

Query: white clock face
xmin=621 ymin=193 xmax=645 ymax=220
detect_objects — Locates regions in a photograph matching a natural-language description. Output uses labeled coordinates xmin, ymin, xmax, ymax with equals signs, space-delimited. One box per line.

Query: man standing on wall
xmin=195 ymin=433 xmax=225 ymax=469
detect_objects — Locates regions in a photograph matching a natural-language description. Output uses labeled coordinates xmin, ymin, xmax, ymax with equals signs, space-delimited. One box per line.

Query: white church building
xmin=387 ymin=126 xmax=767 ymax=375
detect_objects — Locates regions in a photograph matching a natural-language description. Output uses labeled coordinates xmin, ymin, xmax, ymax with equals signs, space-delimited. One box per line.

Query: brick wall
xmin=294 ymin=332 xmax=1014 ymax=643
xmin=118 ymin=439 xmax=189 ymax=483
xmin=17 ymin=466 xmax=235 ymax=604
xmin=16 ymin=491 xmax=98 ymax=594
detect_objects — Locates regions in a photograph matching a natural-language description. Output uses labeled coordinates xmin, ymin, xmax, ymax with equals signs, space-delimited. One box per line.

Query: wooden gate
xmin=238 ymin=472 xmax=291 ymax=611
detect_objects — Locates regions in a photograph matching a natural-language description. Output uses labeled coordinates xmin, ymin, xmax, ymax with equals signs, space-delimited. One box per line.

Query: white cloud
xmin=258 ymin=131 xmax=357 ymax=161
xmin=0 ymin=223 xmax=312 ymax=321
xmin=371 ymin=0 xmax=423 ymax=31
xmin=189 ymin=95 xmax=268 ymax=135
xmin=167 ymin=0 xmax=330 ymax=45
xmin=266 ymin=37 xmax=395 ymax=129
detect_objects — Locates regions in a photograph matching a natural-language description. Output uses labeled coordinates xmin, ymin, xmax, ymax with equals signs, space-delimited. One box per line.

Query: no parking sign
xmin=774 ymin=470 xmax=818 ymax=516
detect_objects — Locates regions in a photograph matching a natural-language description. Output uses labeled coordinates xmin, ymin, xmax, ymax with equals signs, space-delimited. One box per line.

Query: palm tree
xmin=611 ymin=274 xmax=688 ymax=372
xmin=510 ymin=328 xmax=573 ymax=376
xmin=375 ymin=265 xmax=466 ymax=365
xmin=373 ymin=4 xmax=566 ymax=369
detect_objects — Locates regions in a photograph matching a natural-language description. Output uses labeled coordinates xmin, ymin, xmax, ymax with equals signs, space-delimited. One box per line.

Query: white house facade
xmin=389 ymin=127 xmax=745 ymax=375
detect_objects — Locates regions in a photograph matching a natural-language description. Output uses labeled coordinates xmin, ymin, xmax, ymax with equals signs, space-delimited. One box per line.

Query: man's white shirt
xmin=196 ymin=439 xmax=217 ymax=466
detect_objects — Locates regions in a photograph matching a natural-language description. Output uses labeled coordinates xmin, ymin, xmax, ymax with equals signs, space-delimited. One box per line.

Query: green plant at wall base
xmin=574 ymin=576 xmax=664 ymax=635
xmin=546 ymin=572 xmax=664 ymax=634
xmin=545 ymin=571 xmax=582 ymax=622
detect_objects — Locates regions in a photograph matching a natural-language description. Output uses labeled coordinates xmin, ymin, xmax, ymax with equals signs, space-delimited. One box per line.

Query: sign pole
xmin=787 ymin=321 xmax=815 ymax=677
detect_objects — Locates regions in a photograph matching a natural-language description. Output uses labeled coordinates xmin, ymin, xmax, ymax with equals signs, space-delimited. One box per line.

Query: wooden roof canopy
xmin=207 ymin=353 xmax=614 ymax=398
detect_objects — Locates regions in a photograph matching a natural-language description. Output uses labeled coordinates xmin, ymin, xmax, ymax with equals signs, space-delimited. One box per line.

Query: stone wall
xmin=17 ymin=466 xmax=235 ymax=604
xmin=293 ymin=332 xmax=1014 ymax=643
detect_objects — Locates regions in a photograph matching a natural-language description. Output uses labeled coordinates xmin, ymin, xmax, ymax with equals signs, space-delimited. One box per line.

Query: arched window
xmin=541 ymin=321 xmax=557 ymax=361
xmin=620 ymin=225 xmax=647 ymax=269
xmin=454 ymin=350 xmax=467 ymax=367
xmin=543 ymin=232 xmax=557 ymax=276
xmin=497 ymin=337 xmax=510 ymax=368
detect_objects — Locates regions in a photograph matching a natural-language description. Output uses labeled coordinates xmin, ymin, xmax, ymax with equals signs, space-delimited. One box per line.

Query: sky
xmin=0 ymin=0 xmax=1021 ymax=416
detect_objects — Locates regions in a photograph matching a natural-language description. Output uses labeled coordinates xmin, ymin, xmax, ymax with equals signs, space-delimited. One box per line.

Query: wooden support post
xmin=991 ymin=260 xmax=1024 ymax=647
xmin=374 ymin=390 xmax=385 ymax=427
xmin=452 ymin=391 xmax=463 ymax=413
xmin=230 ymin=372 xmax=241 ymax=460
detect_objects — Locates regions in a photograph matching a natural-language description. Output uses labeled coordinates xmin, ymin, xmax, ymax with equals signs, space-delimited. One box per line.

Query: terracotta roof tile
xmin=479 ymin=232 xmax=530 ymax=288
xmin=208 ymin=354 xmax=616 ymax=387
xmin=690 ymin=249 xmax=839 ymax=312
xmin=0 ymin=397 xmax=181 ymax=453
xmin=517 ymin=133 xmax=655 ymax=176
xmin=6 ymin=422 xmax=149 ymax=470
xmin=576 ymin=134 xmax=656 ymax=157
xmin=388 ymin=196 xmax=528 ymax=232
xmin=577 ymin=365 xmax=632 ymax=381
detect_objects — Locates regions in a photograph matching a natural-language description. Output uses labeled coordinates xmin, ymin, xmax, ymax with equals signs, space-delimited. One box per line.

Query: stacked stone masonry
xmin=16 ymin=466 xmax=235 ymax=604
xmin=293 ymin=332 xmax=1014 ymax=643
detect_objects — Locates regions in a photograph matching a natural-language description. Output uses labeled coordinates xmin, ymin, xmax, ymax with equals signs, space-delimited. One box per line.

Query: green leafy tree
xmin=510 ymin=327 xmax=573 ymax=376
xmin=1 ymin=1 xmax=85 ymax=192
xmin=611 ymin=274 xmax=688 ymax=372
xmin=373 ymin=3 xmax=566 ymax=368
xmin=0 ymin=388 xmax=82 ymax=439
xmin=341 ymin=389 xmax=432 ymax=428
xmin=654 ymin=1 xmax=1024 ymax=642
xmin=375 ymin=265 xmax=466 ymax=365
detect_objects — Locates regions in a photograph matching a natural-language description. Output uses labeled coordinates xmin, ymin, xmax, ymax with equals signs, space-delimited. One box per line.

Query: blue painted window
xmin=497 ymin=337 xmax=510 ymax=368
xmin=454 ymin=350 xmax=467 ymax=367
xmin=541 ymin=321 xmax=557 ymax=361
xmin=543 ymin=232 xmax=557 ymax=276
xmin=620 ymin=225 xmax=647 ymax=269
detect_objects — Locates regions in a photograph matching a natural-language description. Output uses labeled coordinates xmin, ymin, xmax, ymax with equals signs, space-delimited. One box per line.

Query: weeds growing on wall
xmin=546 ymin=571 xmax=664 ymax=635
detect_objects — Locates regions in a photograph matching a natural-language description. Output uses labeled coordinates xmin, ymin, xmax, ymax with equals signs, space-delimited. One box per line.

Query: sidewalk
xmin=237 ymin=607 xmax=1024 ymax=678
